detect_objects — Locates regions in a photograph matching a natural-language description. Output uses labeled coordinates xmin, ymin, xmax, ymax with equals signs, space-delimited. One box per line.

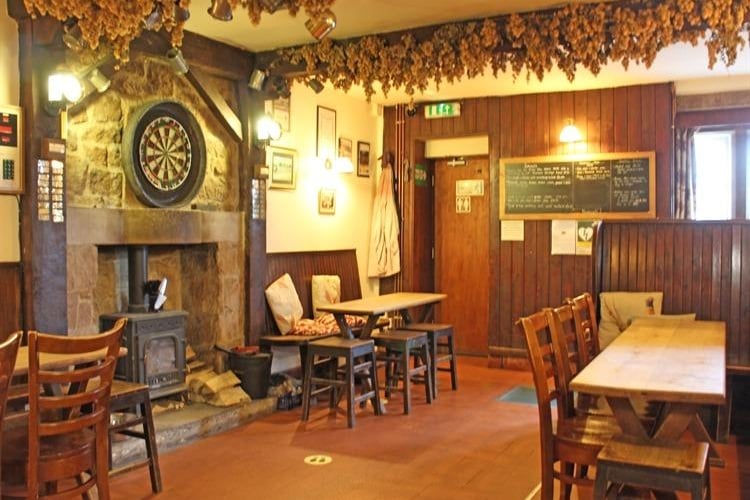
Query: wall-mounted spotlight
xmin=559 ymin=119 xmax=583 ymax=143
xmin=307 ymin=78 xmax=324 ymax=94
xmin=334 ymin=157 xmax=354 ymax=173
xmin=248 ymin=69 xmax=267 ymax=91
xmin=62 ymin=20 xmax=85 ymax=52
xmin=166 ymin=47 xmax=189 ymax=75
xmin=174 ymin=1 xmax=191 ymax=22
xmin=142 ymin=8 xmax=163 ymax=30
xmin=259 ymin=0 xmax=286 ymax=14
xmin=47 ymin=71 xmax=83 ymax=114
xmin=305 ymin=9 xmax=336 ymax=40
xmin=255 ymin=114 xmax=282 ymax=147
xmin=267 ymin=74 xmax=291 ymax=99
xmin=86 ymin=68 xmax=111 ymax=93
xmin=208 ymin=0 xmax=233 ymax=21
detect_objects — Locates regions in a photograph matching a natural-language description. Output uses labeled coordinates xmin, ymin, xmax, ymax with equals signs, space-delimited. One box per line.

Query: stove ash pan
xmin=100 ymin=310 xmax=188 ymax=399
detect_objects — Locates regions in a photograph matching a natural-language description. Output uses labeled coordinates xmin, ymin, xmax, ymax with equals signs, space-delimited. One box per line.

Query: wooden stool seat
xmin=400 ymin=323 xmax=458 ymax=399
xmin=372 ymin=329 xmax=433 ymax=414
xmin=301 ymin=337 xmax=381 ymax=428
xmin=108 ymin=380 xmax=162 ymax=493
xmin=594 ymin=436 xmax=711 ymax=500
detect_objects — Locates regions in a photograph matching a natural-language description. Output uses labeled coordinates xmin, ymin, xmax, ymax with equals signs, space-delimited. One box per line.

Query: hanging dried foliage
xmin=22 ymin=0 xmax=336 ymax=62
xmin=278 ymin=0 xmax=750 ymax=100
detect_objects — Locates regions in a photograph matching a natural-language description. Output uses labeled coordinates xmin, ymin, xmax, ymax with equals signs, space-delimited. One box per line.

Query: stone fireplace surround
xmin=66 ymin=207 xmax=244 ymax=366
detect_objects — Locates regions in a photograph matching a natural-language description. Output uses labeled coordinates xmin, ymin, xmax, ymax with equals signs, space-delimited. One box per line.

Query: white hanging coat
xmin=367 ymin=164 xmax=401 ymax=277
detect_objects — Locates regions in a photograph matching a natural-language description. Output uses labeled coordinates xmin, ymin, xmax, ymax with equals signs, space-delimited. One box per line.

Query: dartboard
xmin=123 ymin=101 xmax=206 ymax=208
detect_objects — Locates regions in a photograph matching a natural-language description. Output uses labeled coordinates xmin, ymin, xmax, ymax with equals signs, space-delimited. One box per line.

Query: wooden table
xmin=570 ymin=317 xmax=725 ymax=464
xmin=13 ymin=346 xmax=127 ymax=375
xmin=317 ymin=292 xmax=448 ymax=339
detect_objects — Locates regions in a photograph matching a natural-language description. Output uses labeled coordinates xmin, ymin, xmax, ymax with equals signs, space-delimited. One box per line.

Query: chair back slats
xmin=569 ymin=292 xmax=601 ymax=360
xmin=549 ymin=304 xmax=589 ymax=375
xmin=0 ymin=333 xmax=21 ymax=420
xmin=23 ymin=317 xmax=126 ymax=499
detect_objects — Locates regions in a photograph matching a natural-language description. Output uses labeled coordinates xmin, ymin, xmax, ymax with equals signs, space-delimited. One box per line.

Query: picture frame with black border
xmin=357 ymin=141 xmax=370 ymax=177
xmin=267 ymin=146 xmax=297 ymax=190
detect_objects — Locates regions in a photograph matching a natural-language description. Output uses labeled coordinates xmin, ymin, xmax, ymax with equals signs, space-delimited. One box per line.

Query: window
xmin=694 ymin=131 xmax=734 ymax=220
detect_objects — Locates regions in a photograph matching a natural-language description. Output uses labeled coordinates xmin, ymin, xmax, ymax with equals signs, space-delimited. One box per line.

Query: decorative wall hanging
xmin=357 ymin=141 xmax=370 ymax=177
xmin=122 ymin=101 xmax=206 ymax=208
xmin=267 ymin=146 xmax=298 ymax=190
xmin=318 ymin=188 xmax=335 ymax=214
xmin=316 ymin=106 xmax=336 ymax=163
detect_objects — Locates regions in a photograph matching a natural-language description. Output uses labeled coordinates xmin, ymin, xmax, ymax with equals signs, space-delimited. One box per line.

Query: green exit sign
xmin=424 ymin=102 xmax=461 ymax=119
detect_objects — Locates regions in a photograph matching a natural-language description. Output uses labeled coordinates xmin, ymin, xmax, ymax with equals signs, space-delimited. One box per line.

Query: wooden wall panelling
xmin=587 ymin=89 xmax=601 ymax=153
xmin=487 ymin=96 xmax=501 ymax=350
xmin=601 ymin=87 xmax=614 ymax=153
xmin=596 ymin=221 xmax=750 ymax=367
xmin=0 ymin=263 xmax=22 ymax=340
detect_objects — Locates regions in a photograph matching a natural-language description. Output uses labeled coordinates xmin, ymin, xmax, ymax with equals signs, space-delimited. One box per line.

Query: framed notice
xmin=0 ymin=104 xmax=23 ymax=194
xmin=499 ymin=151 xmax=656 ymax=220
xmin=316 ymin=106 xmax=336 ymax=161
xmin=267 ymin=146 xmax=297 ymax=190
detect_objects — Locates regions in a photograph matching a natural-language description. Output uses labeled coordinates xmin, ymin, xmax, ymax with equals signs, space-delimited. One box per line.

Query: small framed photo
xmin=267 ymin=146 xmax=297 ymax=190
xmin=318 ymin=188 xmax=336 ymax=215
xmin=357 ymin=141 xmax=371 ymax=177
xmin=316 ymin=106 xmax=336 ymax=160
xmin=338 ymin=137 xmax=352 ymax=161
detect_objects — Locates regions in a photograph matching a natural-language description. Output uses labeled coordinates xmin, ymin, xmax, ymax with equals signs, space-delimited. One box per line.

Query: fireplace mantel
xmin=67 ymin=207 xmax=243 ymax=246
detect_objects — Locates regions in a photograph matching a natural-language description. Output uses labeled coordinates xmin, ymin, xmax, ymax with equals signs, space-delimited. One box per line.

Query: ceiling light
xmin=248 ymin=69 xmax=267 ymax=91
xmin=307 ymin=78 xmax=324 ymax=94
xmin=259 ymin=0 xmax=286 ymax=14
xmin=305 ymin=9 xmax=336 ymax=40
xmin=142 ymin=8 xmax=163 ymax=30
xmin=166 ymin=47 xmax=189 ymax=75
xmin=62 ymin=20 xmax=84 ymax=52
xmin=86 ymin=68 xmax=111 ymax=93
xmin=559 ymin=119 xmax=583 ymax=143
xmin=256 ymin=114 xmax=282 ymax=144
xmin=208 ymin=0 xmax=233 ymax=21
xmin=268 ymin=75 xmax=291 ymax=99
xmin=174 ymin=1 xmax=191 ymax=22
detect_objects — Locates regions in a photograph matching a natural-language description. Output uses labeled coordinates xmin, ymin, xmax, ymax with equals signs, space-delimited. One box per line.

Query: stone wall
xmin=65 ymin=52 xmax=245 ymax=357
xmin=66 ymin=54 xmax=239 ymax=211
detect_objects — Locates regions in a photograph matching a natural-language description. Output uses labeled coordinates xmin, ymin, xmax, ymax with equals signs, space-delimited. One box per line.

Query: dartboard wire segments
xmin=123 ymin=100 xmax=206 ymax=208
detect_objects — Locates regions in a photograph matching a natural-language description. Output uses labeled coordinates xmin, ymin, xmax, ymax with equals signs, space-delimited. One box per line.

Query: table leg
xmin=332 ymin=313 xmax=354 ymax=340
xmin=605 ymin=396 xmax=651 ymax=441
xmin=688 ymin=413 xmax=725 ymax=467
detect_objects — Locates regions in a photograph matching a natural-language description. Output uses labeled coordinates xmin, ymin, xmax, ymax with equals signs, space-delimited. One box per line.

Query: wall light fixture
xmin=559 ymin=119 xmax=583 ymax=143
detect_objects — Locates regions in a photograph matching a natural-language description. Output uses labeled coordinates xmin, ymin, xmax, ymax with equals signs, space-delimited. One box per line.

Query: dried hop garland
xmin=279 ymin=0 xmax=750 ymax=100
xmin=22 ymin=0 xmax=336 ymax=62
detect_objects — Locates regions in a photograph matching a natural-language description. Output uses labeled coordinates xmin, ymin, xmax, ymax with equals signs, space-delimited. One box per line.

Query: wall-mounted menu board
xmin=499 ymin=151 xmax=655 ymax=220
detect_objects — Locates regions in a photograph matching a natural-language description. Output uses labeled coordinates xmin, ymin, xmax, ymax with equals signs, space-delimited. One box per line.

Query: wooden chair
xmin=301 ymin=337 xmax=382 ymax=428
xmin=518 ymin=310 xmax=619 ymax=500
xmin=593 ymin=436 xmax=711 ymax=500
xmin=0 ymin=333 xmax=21 ymax=497
xmin=372 ymin=329 xmax=433 ymax=414
xmin=400 ymin=322 xmax=458 ymax=399
xmin=569 ymin=292 xmax=601 ymax=362
xmin=108 ymin=380 xmax=162 ymax=493
xmin=1 ymin=319 xmax=125 ymax=499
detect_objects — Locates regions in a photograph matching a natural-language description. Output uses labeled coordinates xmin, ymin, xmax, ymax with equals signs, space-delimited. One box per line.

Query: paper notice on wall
xmin=501 ymin=220 xmax=524 ymax=241
xmin=575 ymin=220 xmax=597 ymax=255
xmin=551 ymin=220 xmax=576 ymax=255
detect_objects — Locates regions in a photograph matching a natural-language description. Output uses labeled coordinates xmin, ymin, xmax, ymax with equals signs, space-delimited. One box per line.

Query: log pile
xmin=185 ymin=344 xmax=250 ymax=407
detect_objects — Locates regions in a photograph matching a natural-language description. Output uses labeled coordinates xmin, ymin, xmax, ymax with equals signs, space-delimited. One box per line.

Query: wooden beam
xmin=185 ymin=68 xmax=243 ymax=142
xmin=675 ymin=108 xmax=750 ymax=129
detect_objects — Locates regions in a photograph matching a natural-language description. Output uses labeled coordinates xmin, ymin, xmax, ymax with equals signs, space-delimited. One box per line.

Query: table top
xmin=316 ymin=292 xmax=447 ymax=316
xmin=13 ymin=346 xmax=127 ymax=376
xmin=569 ymin=318 xmax=726 ymax=405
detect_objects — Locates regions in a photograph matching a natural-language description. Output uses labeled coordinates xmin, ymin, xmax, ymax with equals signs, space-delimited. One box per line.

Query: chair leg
xmin=346 ymin=355 xmax=356 ymax=428
xmin=561 ymin=461 xmax=574 ymax=500
xmin=140 ymin=397 xmax=162 ymax=493
xmin=593 ymin=463 xmax=608 ymax=500
xmin=421 ymin=344 xmax=433 ymax=405
xmin=384 ymin=348 xmax=393 ymax=398
xmin=430 ymin=335 xmax=438 ymax=399
xmin=329 ymin=356 xmax=338 ymax=409
xmin=402 ymin=347 xmax=411 ymax=414
xmin=369 ymin=351 xmax=383 ymax=416
xmin=448 ymin=333 xmax=458 ymax=391
xmin=96 ymin=420 xmax=111 ymax=500
xmin=301 ymin=350 xmax=315 ymax=421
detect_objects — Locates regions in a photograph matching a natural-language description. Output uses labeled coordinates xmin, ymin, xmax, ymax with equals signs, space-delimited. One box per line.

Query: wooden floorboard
xmin=110 ymin=357 xmax=750 ymax=499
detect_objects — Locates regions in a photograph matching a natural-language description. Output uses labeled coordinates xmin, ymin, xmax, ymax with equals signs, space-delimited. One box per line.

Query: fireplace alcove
xmin=66 ymin=207 xmax=245 ymax=371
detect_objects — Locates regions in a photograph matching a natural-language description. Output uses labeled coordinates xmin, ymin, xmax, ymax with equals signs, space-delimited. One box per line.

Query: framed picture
xmin=338 ymin=137 xmax=352 ymax=161
xmin=318 ymin=188 xmax=336 ymax=215
xmin=357 ymin=141 xmax=371 ymax=177
xmin=264 ymin=98 xmax=290 ymax=133
xmin=316 ymin=106 xmax=336 ymax=161
xmin=267 ymin=146 xmax=297 ymax=190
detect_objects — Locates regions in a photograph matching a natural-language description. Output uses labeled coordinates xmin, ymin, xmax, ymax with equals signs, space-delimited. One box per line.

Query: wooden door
xmin=434 ymin=157 xmax=490 ymax=355
xmin=412 ymin=142 xmax=434 ymax=292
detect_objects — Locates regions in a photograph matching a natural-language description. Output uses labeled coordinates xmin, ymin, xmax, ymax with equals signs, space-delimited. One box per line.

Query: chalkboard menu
xmin=499 ymin=152 xmax=655 ymax=220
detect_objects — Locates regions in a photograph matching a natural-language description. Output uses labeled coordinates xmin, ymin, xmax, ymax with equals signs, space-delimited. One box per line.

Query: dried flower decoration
xmin=278 ymin=0 xmax=749 ymax=99
xmin=22 ymin=0 xmax=337 ymax=63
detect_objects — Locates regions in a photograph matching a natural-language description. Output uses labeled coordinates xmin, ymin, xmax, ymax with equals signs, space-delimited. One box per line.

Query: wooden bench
xmin=259 ymin=249 xmax=366 ymax=366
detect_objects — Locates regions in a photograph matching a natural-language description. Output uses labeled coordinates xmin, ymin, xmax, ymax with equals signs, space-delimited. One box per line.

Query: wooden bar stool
xmin=372 ymin=329 xmax=433 ymax=414
xmin=301 ymin=337 xmax=381 ymax=428
xmin=401 ymin=323 xmax=457 ymax=399
xmin=593 ymin=436 xmax=711 ymax=500
xmin=108 ymin=380 xmax=162 ymax=493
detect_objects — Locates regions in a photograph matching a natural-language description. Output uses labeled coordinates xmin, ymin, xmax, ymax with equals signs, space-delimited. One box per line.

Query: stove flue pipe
xmin=128 ymin=245 xmax=149 ymax=313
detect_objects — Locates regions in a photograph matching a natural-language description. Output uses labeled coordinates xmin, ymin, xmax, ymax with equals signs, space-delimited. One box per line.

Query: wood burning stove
xmin=100 ymin=246 xmax=188 ymax=399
